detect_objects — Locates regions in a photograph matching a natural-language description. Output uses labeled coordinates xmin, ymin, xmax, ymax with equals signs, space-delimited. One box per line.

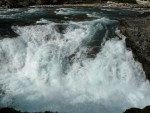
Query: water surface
xmin=0 ymin=7 xmax=149 ymax=113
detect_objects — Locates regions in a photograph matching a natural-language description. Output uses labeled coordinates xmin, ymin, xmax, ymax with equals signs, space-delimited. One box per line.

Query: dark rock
xmin=119 ymin=12 xmax=150 ymax=80
xmin=0 ymin=0 xmax=6 ymax=6
xmin=124 ymin=108 xmax=144 ymax=113
xmin=87 ymin=46 xmax=100 ymax=58
xmin=0 ymin=107 xmax=57 ymax=113
xmin=0 ymin=0 xmax=64 ymax=8
xmin=36 ymin=0 xmax=47 ymax=5
xmin=0 ymin=108 xmax=21 ymax=113
xmin=51 ymin=0 xmax=63 ymax=4
xmin=144 ymin=106 xmax=150 ymax=112
xmin=0 ymin=24 xmax=19 ymax=39
xmin=124 ymin=106 xmax=150 ymax=113
xmin=138 ymin=12 xmax=150 ymax=18
xmin=54 ymin=24 xmax=68 ymax=34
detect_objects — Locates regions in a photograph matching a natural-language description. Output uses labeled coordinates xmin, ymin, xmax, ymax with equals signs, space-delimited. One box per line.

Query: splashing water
xmin=0 ymin=10 xmax=150 ymax=113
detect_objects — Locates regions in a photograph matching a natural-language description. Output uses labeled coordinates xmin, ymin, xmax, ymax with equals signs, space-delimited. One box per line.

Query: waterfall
xmin=0 ymin=8 xmax=149 ymax=113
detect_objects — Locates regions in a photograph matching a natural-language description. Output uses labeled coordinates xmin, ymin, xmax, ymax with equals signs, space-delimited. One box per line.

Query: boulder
xmin=0 ymin=107 xmax=57 ymax=113
xmin=124 ymin=106 xmax=150 ymax=113
xmin=119 ymin=12 xmax=150 ymax=80
xmin=0 ymin=108 xmax=21 ymax=113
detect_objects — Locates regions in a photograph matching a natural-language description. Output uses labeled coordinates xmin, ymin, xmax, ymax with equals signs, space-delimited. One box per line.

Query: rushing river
xmin=0 ymin=7 xmax=150 ymax=113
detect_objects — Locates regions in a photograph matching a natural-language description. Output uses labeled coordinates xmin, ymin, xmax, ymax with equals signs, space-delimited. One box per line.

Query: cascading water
xmin=0 ymin=7 xmax=150 ymax=113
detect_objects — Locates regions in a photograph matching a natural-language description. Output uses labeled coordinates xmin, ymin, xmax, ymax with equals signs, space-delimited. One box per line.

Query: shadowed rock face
xmin=3 ymin=0 xmax=64 ymax=7
xmin=124 ymin=106 xmax=150 ymax=113
xmin=1 ymin=106 xmax=150 ymax=113
xmin=119 ymin=12 xmax=150 ymax=80
xmin=0 ymin=108 xmax=21 ymax=113
xmin=0 ymin=108 xmax=57 ymax=113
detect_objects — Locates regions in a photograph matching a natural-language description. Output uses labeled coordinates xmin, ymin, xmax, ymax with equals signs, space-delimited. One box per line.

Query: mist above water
xmin=0 ymin=8 xmax=149 ymax=113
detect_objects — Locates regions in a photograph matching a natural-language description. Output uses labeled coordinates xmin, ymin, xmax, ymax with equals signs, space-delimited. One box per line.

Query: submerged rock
xmin=119 ymin=11 xmax=150 ymax=80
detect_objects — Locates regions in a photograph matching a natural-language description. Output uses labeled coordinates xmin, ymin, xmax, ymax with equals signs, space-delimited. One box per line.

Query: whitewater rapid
xmin=0 ymin=8 xmax=150 ymax=113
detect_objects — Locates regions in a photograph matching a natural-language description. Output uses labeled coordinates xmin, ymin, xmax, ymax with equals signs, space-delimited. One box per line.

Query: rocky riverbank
xmin=0 ymin=0 xmax=149 ymax=9
xmin=27 ymin=2 xmax=150 ymax=9
xmin=0 ymin=0 xmax=64 ymax=8
xmin=119 ymin=11 xmax=150 ymax=80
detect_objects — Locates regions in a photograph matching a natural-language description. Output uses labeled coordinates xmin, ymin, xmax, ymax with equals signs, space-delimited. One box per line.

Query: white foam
xmin=0 ymin=8 xmax=21 ymax=18
xmin=101 ymin=8 xmax=114 ymax=11
xmin=0 ymin=18 xmax=150 ymax=113
xmin=55 ymin=8 xmax=72 ymax=15
xmin=0 ymin=8 xmax=41 ymax=19
xmin=0 ymin=9 xmax=20 ymax=14
xmin=36 ymin=18 xmax=50 ymax=24
xmin=55 ymin=8 xmax=88 ymax=16
xmin=86 ymin=12 xmax=101 ymax=18
xmin=27 ymin=8 xmax=41 ymax=13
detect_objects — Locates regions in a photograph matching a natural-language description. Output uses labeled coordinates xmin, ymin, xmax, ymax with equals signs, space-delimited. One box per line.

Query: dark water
xmin=0 ymin=7 xmax=139 ymax=39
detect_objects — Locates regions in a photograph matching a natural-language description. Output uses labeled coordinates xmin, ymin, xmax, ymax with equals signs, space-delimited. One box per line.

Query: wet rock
xmin=0 ymin=108 xmax=21 ymax=113
xmin=1 ymin=0 xmax=64 ymax=8
xmin=144 ymin=106 xmax=150 ymax=112
xmin=0 ymin=24 xmax=19 ymax=39
xmin=0 ymin=108 xmax=57 ymax=113
xmin=119 ymin=11 xmax=150 ymax=80
xmin=138 ymin=12 xmax=150 ymax=18
xmin=0 ymin=0 xmax=6 ymax=6
xmin=36 ymin=0 xmax=46 ymax=5
xmin=54 ymin=24 xmax=68 ymax=34
xmin=124 ymin=106 xmax=150 ymax=113
xmin=86 ymin=46 xmax=100 ymax=58
xmin=124 ymin=108 xmax=144 ymax=113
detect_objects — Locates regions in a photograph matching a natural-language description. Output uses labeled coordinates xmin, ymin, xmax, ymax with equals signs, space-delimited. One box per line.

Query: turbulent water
xmin=0 ymin=7 xmax=150 ymax=113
